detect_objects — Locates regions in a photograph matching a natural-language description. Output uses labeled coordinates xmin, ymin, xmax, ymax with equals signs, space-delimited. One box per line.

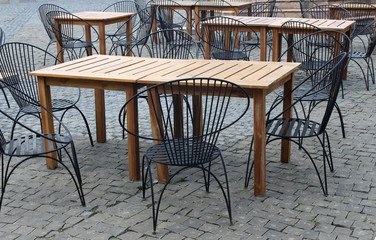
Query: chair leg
xmin=244 ymin=136 xmax=254 ymax=188
xmin=0 ymin=87 xmax=10 ymax=108
xmin=334 ymin=102 xmax=345 ymax=138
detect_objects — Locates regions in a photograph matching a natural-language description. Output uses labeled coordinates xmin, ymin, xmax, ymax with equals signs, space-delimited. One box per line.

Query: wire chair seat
xmin=266 ymin=118 xmax=322 ymax=139
xmin=145 ymin=139 xmax=221 ymax=166
xmin=212 ymin=51 xmax=248 ymax=60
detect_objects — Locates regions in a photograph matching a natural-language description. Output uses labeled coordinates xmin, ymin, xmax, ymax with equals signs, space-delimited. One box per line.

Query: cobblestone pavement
xmin=1 ymin=0 xmax=376 ymax=239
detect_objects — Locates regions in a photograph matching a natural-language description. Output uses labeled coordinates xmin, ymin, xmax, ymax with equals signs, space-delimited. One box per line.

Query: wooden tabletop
xmin=69 ymin=11 xmax=135 ymax=21
xmin=30 ymin=55 xmax=300 ymax=90
xmin=217 ymin=16 xmax=355 ymax=31
xmin=149 ymin=1 xmax=252 ymax=7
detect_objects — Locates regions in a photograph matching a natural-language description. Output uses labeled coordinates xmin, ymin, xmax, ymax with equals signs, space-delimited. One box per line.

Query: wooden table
xmin=149 ymin=1 xmax=252 ymax=39
xmin=30 ymin=55 xmax=300 ymax=196
xmin=53 ymin=11 xmax=135 ymax=142
xmin=201 ymin=16 xmax=355 ymax=62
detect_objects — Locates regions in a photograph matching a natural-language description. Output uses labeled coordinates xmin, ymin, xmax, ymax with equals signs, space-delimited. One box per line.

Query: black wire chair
xmin=245 ymin=52 xmax=348 ymax=196
xmin=45 ymin=11 xmax=99 ymax=61
xmin=109 ymin=6 xmax=154 ymax=55
xmin=299 ymin=0 xmax=318 ymax=16
xmin=127 ymin=29 xmax=199 ymax=58
xmin=103 ymin=1 xmax=140 ymax=43
xmin=237 ymin=3 xmax=286 ymax=60
xmin=0 ymin=85 xmax=85 ymax=212
xmin=0 ymin=42 xmax=93 ymax=146
xmin=119 ymin=78 xmax=250 ymax=232
xmin=197 ymin=16 xmax=260 ymax=60
xmin=38 ymin=4 xmax=72 ymax=63
xmin=301 ymin=4 xmax=356 ymax=38
xmin=339 ymin=2 xmax=376 ymax=42
xmin=0 ymin=26 xmax=10 ymax=108
xmin=348 ymin=34 xmax=376 ymax=90
xmin=194 ymin=0 xmax=237 ymax=20
xmin=280 ymin=23 xmax=351 ymax=139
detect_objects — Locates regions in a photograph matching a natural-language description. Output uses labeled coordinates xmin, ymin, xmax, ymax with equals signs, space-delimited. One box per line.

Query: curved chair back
xmin=46 ymin=11 xmax=99 ymax=47
xmin=299 ymin=0 xmax=318 ymax=16
xmin=103 ymin=0 xmax=139 ymax=35
xmin=339 ymin=1 xmax=376 ymax=38
xmin=119 ymin=77 xmax=250 ymax=165
xmin=195 ymin=0 xmax=236 ymax=18
xmin=157 ymin=5 xmax=192 ymax=31
xmin=38 ymin=4 xmax=70 ymax=42
xmin=127 ymin=29 xmax=199 ymax=59
xmin=198 ymin=16 xmax=259 ymax=60
xmin=0 ymin=42 xmax=61 ymax=109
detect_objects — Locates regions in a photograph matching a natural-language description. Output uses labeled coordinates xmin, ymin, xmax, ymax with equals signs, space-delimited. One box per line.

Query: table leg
xmin=126 ymin=85 xmax=141 ymax=181
xmin=195 ymin=7 xmax=200 ymax=41
xmin=84 ymin=25 xmax=93 ymax=56
xmin=253 ymin=89 xmax=266 ymax=196
xmin=260 ymin=27 xmax=267 ymax=61
xmin=280 ymin=73 xmax=294 ymax=163
xmin=272 ymin=29 xmax=282 ymax=62
xmin=95 ymin=90 xmax=106 ymax=143
xmin=204 ymin=25 xmax=210 ymax=59
xmin=342 ymin=29 xmax=352 ymax=80
xmin=126 ymin=16 xmax=133 ymax=56
xmin=55 ymin=22 xmax=64 ymax=63
xmin=98 ymin=23 xmax=106 ymax=55
xmin=38 ymin=77 xmax=58 ymax=169
xmin=185 ymin=7 xmax=193 ymax=36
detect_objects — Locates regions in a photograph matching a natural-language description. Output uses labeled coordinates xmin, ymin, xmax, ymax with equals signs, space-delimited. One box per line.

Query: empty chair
xmin=109 ymin=6 xmax=154 ymax=55
xmin=198 ymin=16 xmax=260 ymax=60
xmin=45 ymin=11 xmax=99 ymax=61
xmin=0 ymin=26 xmax=10 ymax=108
xmin=119 ymin=77 xmax=250 ymax=231
xmin=245 ymin=52 xmax=348 ymax=195
xmin=0 ymin=88 xmax=85 ymax=212
xmin=195 ymin=0 xmax=236 ymax=19
xmin=38 ymin=4 xmax=71 ymax=60
xmin=348 ymin=35 xmax=376 ymax=90
xmin=103 ymin=1 xmax=139 ymax=43
xmin=280 ymin=22 xmax=351 ymax=139
xmin=127 ymin=29 xmax=199 ymax=58
xmin=0 ymin=42 xmax=93 ymax=146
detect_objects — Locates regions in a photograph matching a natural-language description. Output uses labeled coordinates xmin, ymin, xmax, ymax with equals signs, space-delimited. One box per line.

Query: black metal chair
xmin=197 ymin=16 xmax=259 ymax=60
xmin=103 ymin=1 xmax=140 ymax=44
xmin=109 ymin=6 xmax=154 ymax=55
xmin=0 ymin=26 xmax=10 ymax=108
xmin=38 ymin=4 xmax=72 ymax=62
xmin=45 ymin=11 xmax=99 ymax=61
xmin=237 ymin=3 xmax=286 ymax=60
xmin=127 ymin=29 xmax=199 ymax=58
xmin=280 ymin=23 xmax=351 ymax=139
xmin=195 ymin=0 xmax=237 ymax=20
xmin=348 ymin=34 xmax=376 ymax=90
xmin=0 ymin=85 xmax=85 ymax=212
xmin=299 ymin=0 xmax=318 ymax=16
xmin=119 ymin=77 xmax=250 ymax=232
xmin=245 ymin=52 xmax=348 ymax=196
xmin=339 ymin=2 xmax=376 ymax=42
xmin=0 ymin=42 xmax=93 ymax=146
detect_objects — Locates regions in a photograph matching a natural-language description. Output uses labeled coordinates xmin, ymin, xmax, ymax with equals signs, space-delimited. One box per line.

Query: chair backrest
xmin=281 ymin=25 xmax=351 ymax=74
xmin=157 ymin=5 xmax=192 ymax=31
xmin=339 ymin=2 xmax=376 ymax=37
xmin=198 ymin=16 xmax=258 ymax=59
xmin=299 ymin=0 xmax=318 ymax=16
xmin=119 ymin=78 xmax=250 ymax=165
xmin=270 ymin=52 xmax=348 ymax=135
xmin=0 ymin=27 xmax=5 ymax=45
xmin=103 ymin=0 xmax=139 ymax=33
xmin=238 ymin=2 xmax=285 ymax=17
xmin=127 ymin=29 xmax=199 ymax=59
xmin=195 ymin=0 xmax=237 ymax=17
xmin=38 ymin=4 xmax=70 ymax=41
xmin=0 ymin=42 xmax=61 ymax=109
xmin=45 ymin=11 xmax=99 ymax=47
xmin=366 ymin=34 xmax=376 ymax=57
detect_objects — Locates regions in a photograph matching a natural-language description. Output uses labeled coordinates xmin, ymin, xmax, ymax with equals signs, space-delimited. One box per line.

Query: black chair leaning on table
xmin=109 ymin=6 xmax=154 ymax=55
xmin=197 ymin=16 xmax=260 ymax=60
xmin=245 ymin=50 xmax=349 ymax=196
xmin=38 ymin=4 xmax=72 ymax=63
xmin=0 ymin=84 xmax=85 ymax=212
xmin=45 ymin=11 xmax=99 ymax=61
xmin=0 ymin=42 xmax=93 ymax=146
xmin=279 ymin=21 xmax=350 ymax=139
xmin=0 ymin=26 xmax=11 ymax=108
xmin=103 ymin=0 xmax=140 ymax=44
xmin=119 ymin=78 xmax=250 ymax=232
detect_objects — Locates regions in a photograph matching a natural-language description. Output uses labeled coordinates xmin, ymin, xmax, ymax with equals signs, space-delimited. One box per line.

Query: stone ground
xmin=1 ymin=0 xmax=376 ymax=239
